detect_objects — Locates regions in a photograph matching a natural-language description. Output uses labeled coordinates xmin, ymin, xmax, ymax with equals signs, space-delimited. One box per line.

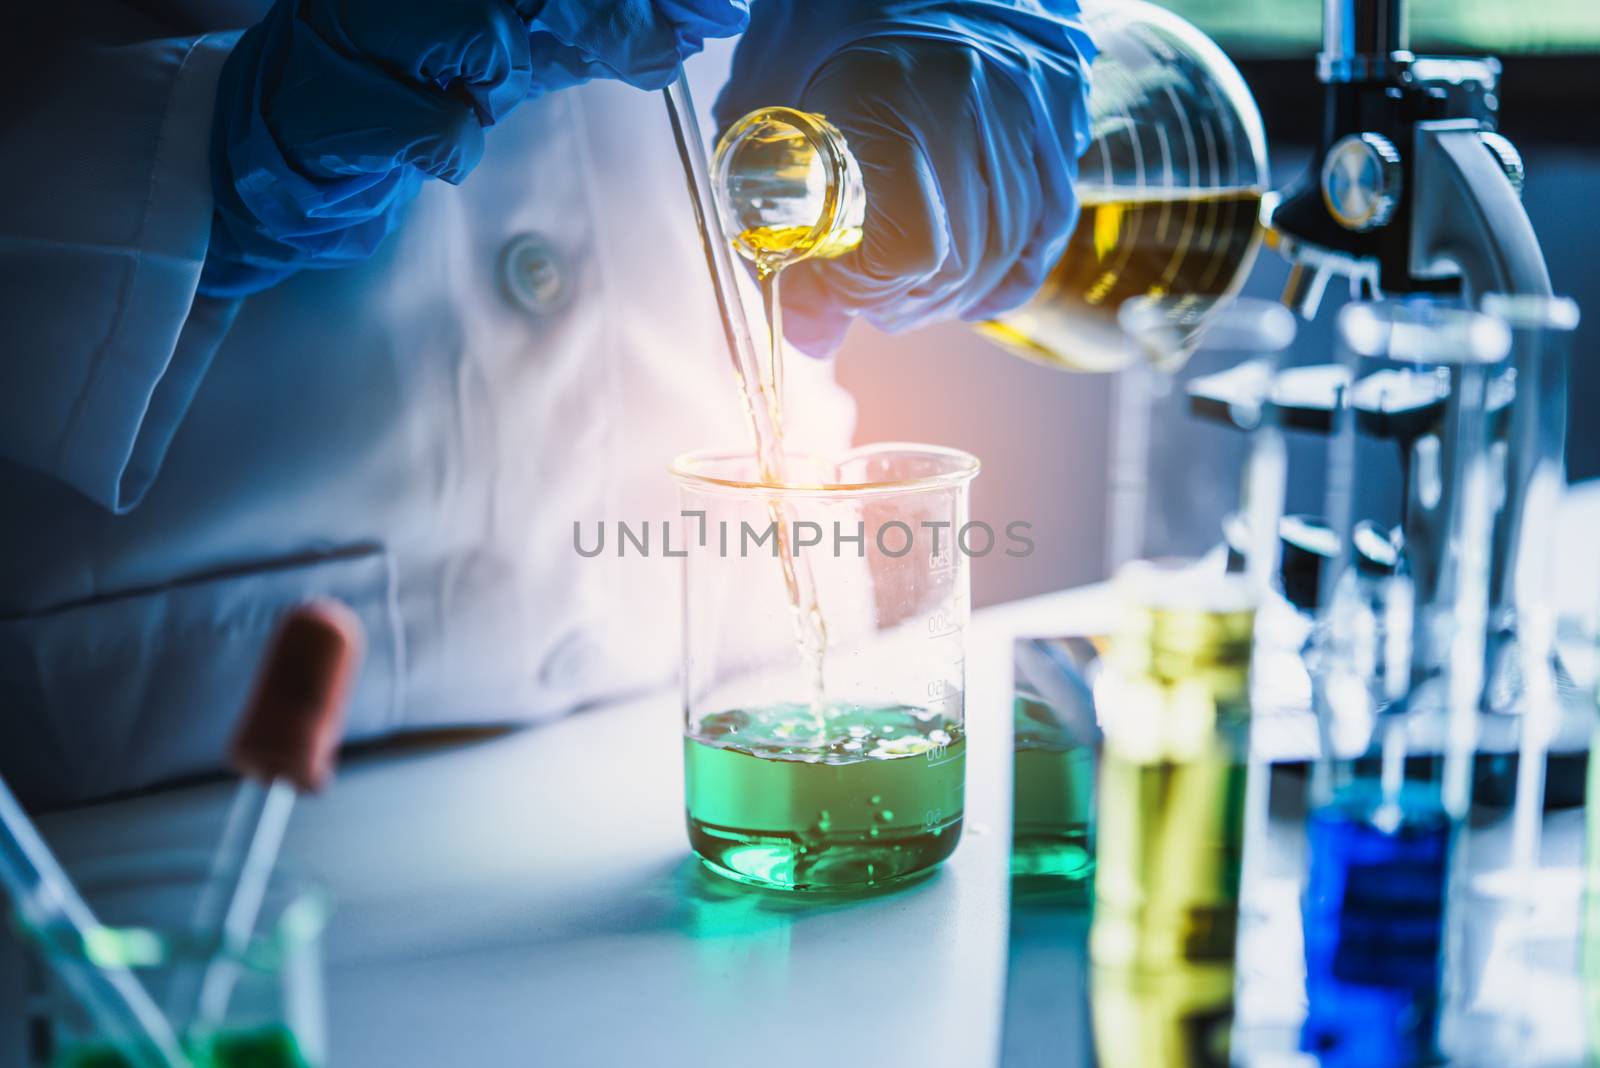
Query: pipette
xmin=661 ymin=69 xmax=785 ymax=486
xmin=0 ymin=775 xmax=188 ymax=1067
xmin=168 ymin=601 xmax=362 ymax=1037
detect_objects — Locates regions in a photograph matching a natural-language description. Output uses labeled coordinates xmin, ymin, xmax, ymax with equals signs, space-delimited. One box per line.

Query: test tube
xmin=1011 ymin=637 xmax=1101 ymax=891
xmin=1443 ymin=294 xmax=1584 ymax=1064
xmin=1301 ymin=301 xmax=1511 ymax=1068
xmin=1088 ymin=296 xmax=1294 ymax=1067
xmin=1 ymin=777 xmax=188 ymax=1067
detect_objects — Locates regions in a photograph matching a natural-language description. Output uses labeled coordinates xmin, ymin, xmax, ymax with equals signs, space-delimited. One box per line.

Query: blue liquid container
xmin=1300 ymin=790 xmax=1451 ymax=1067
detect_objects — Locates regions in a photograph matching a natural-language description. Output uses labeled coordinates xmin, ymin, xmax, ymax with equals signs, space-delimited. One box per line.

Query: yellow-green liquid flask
xmin=709 ymin=2 xmax=1272 ymax=374
xmin=712 ymin=108 xmax=1265 ymax=375
xmin=1089 ymin=567 xmax=1254 ymax=1067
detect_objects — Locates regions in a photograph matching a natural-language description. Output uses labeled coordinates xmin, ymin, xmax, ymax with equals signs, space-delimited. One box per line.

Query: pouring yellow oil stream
xmin=662 ymin=80 xmax=831 ymax=725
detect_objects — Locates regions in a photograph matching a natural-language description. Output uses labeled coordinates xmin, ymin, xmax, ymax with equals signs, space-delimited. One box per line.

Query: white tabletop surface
xmin=1 ymin=587 xmax=1118 ymax=1068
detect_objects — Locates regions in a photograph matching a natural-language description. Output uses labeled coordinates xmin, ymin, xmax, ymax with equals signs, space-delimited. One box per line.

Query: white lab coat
xmin=0 ymin=6 xmax=855 ymax=807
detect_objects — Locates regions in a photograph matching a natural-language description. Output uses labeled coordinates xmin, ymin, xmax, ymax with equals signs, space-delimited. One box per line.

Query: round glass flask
xmin=711 ymin=0 xmax=1270 ymax=372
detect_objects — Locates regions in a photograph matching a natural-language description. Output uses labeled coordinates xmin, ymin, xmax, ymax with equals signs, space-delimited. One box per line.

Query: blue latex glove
xmin=530 ymin=0 xmax=752 ymax=92
xmin=714 ymin=1 xmax=1096 ymax=356
xmin=203 ymin=0 xmax=748 ymax=297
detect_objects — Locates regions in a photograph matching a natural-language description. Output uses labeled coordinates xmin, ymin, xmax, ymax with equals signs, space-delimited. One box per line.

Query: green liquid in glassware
xmin=685 ymin=702 xmax=965 ymax=891
xmin=56 ymin=1025 xmax=311 ymax=1068
xmin=1011 ymin=694 xmax=1097 ymax=883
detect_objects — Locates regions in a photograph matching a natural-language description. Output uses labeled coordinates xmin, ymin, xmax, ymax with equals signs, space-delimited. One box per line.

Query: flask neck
xmin=712 ymin=107 xmax=865 ymax=276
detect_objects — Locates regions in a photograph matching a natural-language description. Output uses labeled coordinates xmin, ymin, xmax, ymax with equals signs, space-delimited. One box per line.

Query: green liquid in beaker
xmin=56 ymin=1025 xmax=311 ymax=1068
xmin=1011 ymin=746 xmax=1097 ymax=881
xmin=685 ymin=703 xmax=965 ymax=891
xmin=1011 ymin=694 xmax=1097 ymax=883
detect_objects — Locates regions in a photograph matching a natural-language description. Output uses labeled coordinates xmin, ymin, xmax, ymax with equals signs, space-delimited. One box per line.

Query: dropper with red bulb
xmin=167 ymin=601 xmax=362 ymax=1038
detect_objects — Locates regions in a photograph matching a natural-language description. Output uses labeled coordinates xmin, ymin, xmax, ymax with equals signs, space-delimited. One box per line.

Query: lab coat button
xmin=539 ymin=631 xmax=593 ymax=690
xmin=500 ymin=233 xmax=569 ymax=315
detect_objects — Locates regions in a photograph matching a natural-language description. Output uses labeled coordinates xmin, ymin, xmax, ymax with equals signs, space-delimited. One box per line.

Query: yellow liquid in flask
xmin=978 ymin=186 xmax=1266 ymax=372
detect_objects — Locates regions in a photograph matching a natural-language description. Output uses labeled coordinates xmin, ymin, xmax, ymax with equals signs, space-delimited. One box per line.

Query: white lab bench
xmin=0 ymin=588 xmax=1116 ymax=1068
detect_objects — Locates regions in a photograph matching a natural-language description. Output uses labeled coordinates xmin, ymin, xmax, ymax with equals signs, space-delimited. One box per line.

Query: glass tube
xmin=1012 ymin=637 xmax=1102 ymax=891
xmin=22 ymin=853 xmax=329 ymax=1068
xmin=1088 ymin=296 xmax=1294 ymax=1068
xmin=1301 ymin=301 xmax=1511 ymax=1068
xmin=1443 ymin=294 xmax=1586 ymax=1065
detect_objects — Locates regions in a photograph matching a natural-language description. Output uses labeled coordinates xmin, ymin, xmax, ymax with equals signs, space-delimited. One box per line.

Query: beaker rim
xmin=670 ymin=442 xmax=980 ymax=497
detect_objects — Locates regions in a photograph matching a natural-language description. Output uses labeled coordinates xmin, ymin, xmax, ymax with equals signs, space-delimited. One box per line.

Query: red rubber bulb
xmin=229 ymin=600 xmax=363 ymax=791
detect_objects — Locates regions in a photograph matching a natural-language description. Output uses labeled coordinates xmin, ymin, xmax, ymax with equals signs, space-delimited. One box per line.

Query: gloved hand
xmin=202 ymin=0 xmax=748 ymax=297
xmin=714 ymin=1 xmax=1096 ymax=356
xmin=530 ymin=0 xmax=752 ymax=92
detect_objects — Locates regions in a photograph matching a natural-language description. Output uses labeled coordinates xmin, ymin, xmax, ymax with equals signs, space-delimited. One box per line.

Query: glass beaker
xmin=672 ymin=444 xmax=979 ymax=892
xmin=710 ymin=0 xmax=1270 ymax=372
xmin=1300 ymin=302 xmax=1511 ymax=1068
xmin=1011 ymin=636 xmax=1102 ymax=889
xmin=18 ymin=854 xmax=329 ymax=1068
